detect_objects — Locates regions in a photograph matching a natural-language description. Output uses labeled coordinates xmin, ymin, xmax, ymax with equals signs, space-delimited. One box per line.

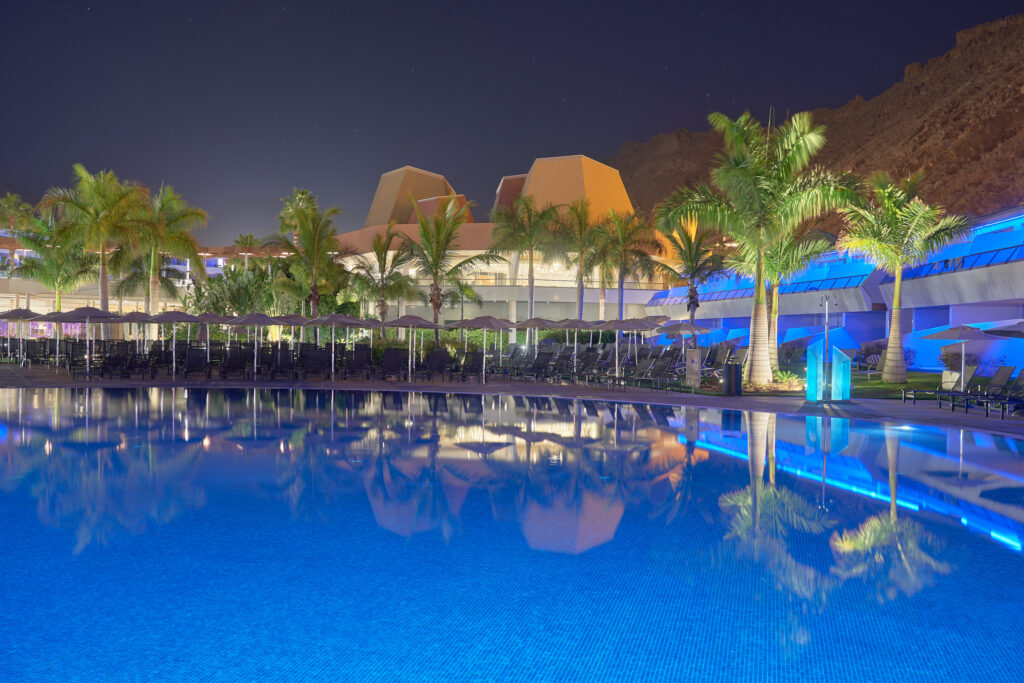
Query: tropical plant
xmin=183 ymin=262 xmax=276 ymax=318
xmin=277 ymin=188 xmax=319 ymax=235
xmin=551 ymin=198 xmax=605 ymax=320
xmin=654 ymin=221 xmax=724 ymax=345
xmin=233 ymin=233 xmax=262 ymax=270
xmin=0 ymin=192 xmax=32 ymax=279
xmin=490 ymin=196 xmax=558 ymax=343
xmin=656 ymin=111 xmax=859 ymax=384
xmin=403 ymin=196 xmax=500 ymax=340
xmin=592 ymin=210 xmax=660 ymax=322
xmin=14 ymin=211 xmax=98 ymax=311
xmin=136 ymin=185 xmax=207 ymax=315
xmin=42 ymin=163 xmax=150 ymax=315
xmin=440 ymin=277 xmax=483 ymax=335
xmin=836 ymin=172 xmax=969 ymax=383
xmin=730 ymin=229 xmax=833 ymax=370
xmin=349 ymin=222 xmax=417 ymax=338
xmin=0 ymin=192 xmax=32 ymax=235
xmin=266 ymin=203 xmax=352 ymax=317
xmin=113 ymin=253 xmax=186 ymax=309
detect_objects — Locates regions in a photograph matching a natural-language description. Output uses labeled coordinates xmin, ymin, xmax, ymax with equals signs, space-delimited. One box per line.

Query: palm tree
xmin=0 ymin=192 xmax=32 ymax=235
xmin=113 ymin=253 xmax=187 ymax=313
xmin=836 ymin=173 xmax=969 ymax=383
xmin=490 ymin=196 xmax=558 ymax=345
xmin=349 ymin=222 xmax=417 ymax=338
xmin=14 ymin=211 xmax=99 ymax=311
xmin=592 ymin=210 xmax=660 ymax=323
xmin=730 ymin=230 xmax=833 ymax=370
xmin=657 ymin=111 xmax=858 ymax=384
xmin=42 ymin=164 xmax=149 ymax=316
xmin=267 ymin=205 xmax=352 ymax=317
xmin=0 ymin=192 xmax=32 ymax=279
xmin=441 ymin=277 xmax=483 ymax=342
xmin=551 ymin=198 xmax=605 ymax=320
xmin=233 ymin=233 xmax=261 ymax=270
xmin=277 ymin=188 xmax=319 ymax=235
xmin=654 ymin=222 xmax=724 ymax=346
xmin=403 ymin=196 xmax=500 ymax=341
xmin=139 ymin=185 xmax=207 ymax=315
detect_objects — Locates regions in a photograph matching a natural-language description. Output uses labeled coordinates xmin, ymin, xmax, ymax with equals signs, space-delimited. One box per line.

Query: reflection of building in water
xmin=692 ymin=410 xmax=1024 ymax=552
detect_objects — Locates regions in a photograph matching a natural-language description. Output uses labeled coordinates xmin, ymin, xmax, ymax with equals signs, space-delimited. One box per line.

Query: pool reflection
xmin=2 ymin=387 xmax=1022 ymax=570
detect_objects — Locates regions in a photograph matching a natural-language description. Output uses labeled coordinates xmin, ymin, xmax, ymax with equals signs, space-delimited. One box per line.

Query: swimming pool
xmin=2 ymin=388 xmax=1022 ymax=681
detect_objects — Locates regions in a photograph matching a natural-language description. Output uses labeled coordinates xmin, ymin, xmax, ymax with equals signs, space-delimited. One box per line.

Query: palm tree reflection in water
xmin=719 ymin=411 xmax=835 ymax=603
xmin=830 ymin=428 xmax=952 ymax=601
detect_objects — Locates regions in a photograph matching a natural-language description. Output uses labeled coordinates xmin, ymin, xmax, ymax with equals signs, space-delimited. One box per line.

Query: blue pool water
xmin=2 ymin=388 xmax=1023 ymax=681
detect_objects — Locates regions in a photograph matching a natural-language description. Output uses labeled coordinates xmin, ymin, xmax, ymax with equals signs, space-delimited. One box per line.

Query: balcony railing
xmin=648 ymin=274 xmax=868 ymax=306
xmin=879 ymin=244 xmax=1024 ymax=284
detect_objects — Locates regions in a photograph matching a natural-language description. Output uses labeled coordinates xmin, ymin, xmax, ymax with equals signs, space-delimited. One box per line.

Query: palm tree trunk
xmin=576 ymin=265 xmax=585 ymax=320
xmin=432 ymin=283 xmax=441 ymax=344
xmin=55 ymin=288 xmax=62 ymax=313
xmin=148 ymin=247 xmax=160 ymax=316
xmin=98 ymin=239 xmax=109 ymax=338
xmin=882 ymin=270 xmax=907 ymax=383
xmin=528 ymin=248 xmax=535 ymax=347
xmin=599 ymin=285 xmax=606 ymax=320
xmin=886 ymin=431 xmax=900 ymax=521
xmin=617 ymin=268 xmax=625 ymax=321
xmin=768 ymin=284 xmax=779 ymax=373
xmin=688 ymin=285 xmax=698 ymax=349
xmin=745 ymin=256 xmax=772 ymax=385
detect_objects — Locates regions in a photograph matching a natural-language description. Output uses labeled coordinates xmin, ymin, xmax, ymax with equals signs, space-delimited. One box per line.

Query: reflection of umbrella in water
xmin=519 ymin=489 xmax=625 ymax=554
xmin=454 ymin=441 xmax=513 ymax=456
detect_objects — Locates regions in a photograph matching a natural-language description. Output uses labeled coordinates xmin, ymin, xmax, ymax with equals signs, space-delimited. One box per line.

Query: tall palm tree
xmin=14 ymin=211 xmax=99 ymax=311
xmin=654 ymin=222 xmax=724 ymax=346
xmin=113 ymin=252 xmax=187 ymax=312
xmin=139 ymin=185 xmax=207 ymax=316
xmin=551 ymin=198 xmax=604 ymax=320
xmin=657 ymin=111 xmax=858 ymax=384
xmin=349 ymin=222 xmax=417 ymax=338
xmin=42 ymin=163 xmax=149 ymax=316
xmin=277 ymin=188 xmax=319 ymax=235
xmin=730 ymin=230 xmax=833 ymax=370
xmin=441 ymin=277 xmax=484 ymax=342
xmin=836 ymin=173 xmax=968 ymax=383
xmin=490 ymin=196 xmax=558 ymax=344
xmin=267 ymin=204 xmax=351 ymax=317
xmin=592 ymin=210 xmax=660 ymax=323
xmin=403 ymin=197 xmax=499 ymax=341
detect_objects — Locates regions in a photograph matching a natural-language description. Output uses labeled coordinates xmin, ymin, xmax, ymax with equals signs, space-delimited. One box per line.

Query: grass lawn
xmin=852 ymin=371 xmax=940 ymax=399
xmin=688 ymin=370 xmax=961 ymax=400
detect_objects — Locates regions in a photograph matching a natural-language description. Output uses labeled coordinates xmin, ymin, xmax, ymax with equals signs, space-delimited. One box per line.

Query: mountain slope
xmin=609 ymin=14 xmax=1024 ymax=222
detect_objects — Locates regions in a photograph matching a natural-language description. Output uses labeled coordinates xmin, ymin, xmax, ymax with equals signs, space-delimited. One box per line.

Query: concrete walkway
xmin=3 ymin=364 xmax=1023 ymax=438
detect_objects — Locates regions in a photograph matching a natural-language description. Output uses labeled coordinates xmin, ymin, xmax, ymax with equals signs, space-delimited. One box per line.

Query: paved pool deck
xmin=2 ymin=364 xmax=1022 ymax=437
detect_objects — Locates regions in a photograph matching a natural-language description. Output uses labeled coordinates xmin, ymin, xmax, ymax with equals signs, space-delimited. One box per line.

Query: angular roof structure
xmin=520 ymin=155 xmax=634 ymax=217
xmin=492 ymin=174 xmax=527 ymax=214
xmin=407 ymin=194 xmax=475 ymax=223
xmin=363 ymin=166 xmax=455 ymax=228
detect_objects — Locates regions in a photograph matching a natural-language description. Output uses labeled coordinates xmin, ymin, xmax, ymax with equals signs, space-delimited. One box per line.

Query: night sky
xmin=2 ymin=1 xmax=1020 ymax=244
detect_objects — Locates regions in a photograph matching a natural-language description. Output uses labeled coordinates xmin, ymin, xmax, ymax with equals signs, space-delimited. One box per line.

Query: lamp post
xmin=820 ymin=294 xmax=838 ymax=397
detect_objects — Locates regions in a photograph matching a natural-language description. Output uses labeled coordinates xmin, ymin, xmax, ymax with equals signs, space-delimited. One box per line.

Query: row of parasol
xmin=0 ymin=305 xmax=711 ymax=381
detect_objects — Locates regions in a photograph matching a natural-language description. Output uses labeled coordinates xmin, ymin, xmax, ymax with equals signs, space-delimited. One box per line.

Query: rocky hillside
xmin=609 ymin=14 xmax=1024 ymax=222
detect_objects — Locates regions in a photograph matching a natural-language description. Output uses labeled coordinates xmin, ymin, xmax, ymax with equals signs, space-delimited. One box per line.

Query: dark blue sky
xmin=2 ymin=0 xmax=1020 ymax=243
